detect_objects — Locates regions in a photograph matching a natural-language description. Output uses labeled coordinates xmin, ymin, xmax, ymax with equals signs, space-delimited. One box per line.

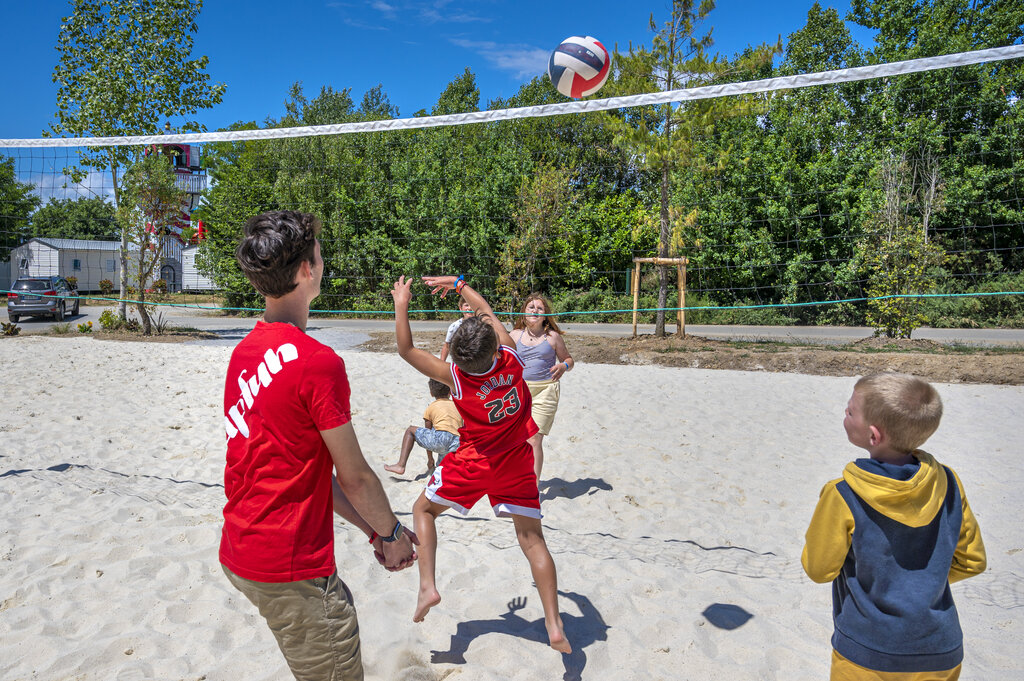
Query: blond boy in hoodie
xmin=802 ymin=373 xmax=986 ymax=680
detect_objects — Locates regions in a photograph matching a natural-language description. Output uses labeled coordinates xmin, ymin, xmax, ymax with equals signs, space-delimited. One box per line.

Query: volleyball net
xmin=2 ymin=45 xmax=1023 ymax=327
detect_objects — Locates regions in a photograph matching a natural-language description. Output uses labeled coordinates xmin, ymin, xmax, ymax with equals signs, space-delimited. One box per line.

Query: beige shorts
xmin=830 ymin=650 xmax=961 ymax=681
xmin=223 ymin=564 xmax=363 ymax=681
xmin=526 ymin=379 xmax=560 ymax=436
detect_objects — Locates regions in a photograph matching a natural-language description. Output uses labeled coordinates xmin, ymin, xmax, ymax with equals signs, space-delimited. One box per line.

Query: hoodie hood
xmin=842 ymin=451 xmax=946 ymax=527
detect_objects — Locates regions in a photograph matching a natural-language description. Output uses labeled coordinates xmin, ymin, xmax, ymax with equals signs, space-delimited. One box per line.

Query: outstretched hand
xmin=421 ymin=275 xmax=458 ymax=299
xmin=391 ymin=276 xmax=413 ymax=308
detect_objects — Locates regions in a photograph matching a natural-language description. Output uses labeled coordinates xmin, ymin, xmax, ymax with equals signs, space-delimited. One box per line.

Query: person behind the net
xmin=439 ymin=296 xmax=473 ymax=362
xmin=509 ymin=293 xmax=575 ymax=481
xmin=383 ymin=378 xmax=462 ymax=477
xmin=802 ymin=372 xmax=986 ymax=680
xmin=390 ymin=273 xmax=572 ymax=654
xmin=220 ymin=210 xmax=417 ymax=681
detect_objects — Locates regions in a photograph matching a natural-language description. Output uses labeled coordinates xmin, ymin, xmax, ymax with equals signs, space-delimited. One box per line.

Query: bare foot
xmin=383 ymin=463 xmax=405 ymax=475
xmin=546 ymin=616 xmax=572 ymax=654
xmin=413 ymin=587 xmax=441 ymax=622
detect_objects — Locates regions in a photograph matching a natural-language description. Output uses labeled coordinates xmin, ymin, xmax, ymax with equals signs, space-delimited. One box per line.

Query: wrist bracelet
xmin=454 ymin=274 xmax=465 ymax=294
xmin=563 ymin=361 xmax=570 ymax=371
xmin=368 ymin=531 xmax=379 ymax=544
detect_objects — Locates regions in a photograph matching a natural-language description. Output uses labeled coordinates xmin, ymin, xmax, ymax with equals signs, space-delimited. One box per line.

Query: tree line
xmin=2 ymin=0 xmax=1022 ymax=334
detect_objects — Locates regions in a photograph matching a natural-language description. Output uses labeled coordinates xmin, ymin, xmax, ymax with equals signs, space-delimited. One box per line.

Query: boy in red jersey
xmin=390 ymin=274 xmax=572 ymax=655
xmin=221 ymin=211 xmax=416 ymax=681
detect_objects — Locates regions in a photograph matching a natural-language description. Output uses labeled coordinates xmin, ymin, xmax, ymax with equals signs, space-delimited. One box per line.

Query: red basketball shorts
xmin=424 ymin=440 xmax=540 ymax=519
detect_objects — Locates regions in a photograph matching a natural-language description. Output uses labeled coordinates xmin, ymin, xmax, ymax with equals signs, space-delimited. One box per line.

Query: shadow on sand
xmin=430 ymin=590 xmax=608 ymax=681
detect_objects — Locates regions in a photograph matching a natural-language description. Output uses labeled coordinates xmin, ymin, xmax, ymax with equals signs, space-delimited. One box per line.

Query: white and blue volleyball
xmin=548 ymin=35 xmax=611 ymax=99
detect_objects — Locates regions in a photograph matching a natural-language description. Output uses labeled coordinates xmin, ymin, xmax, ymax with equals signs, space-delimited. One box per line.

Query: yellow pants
xmin=831 ymin=650 xmax=961 ymax=681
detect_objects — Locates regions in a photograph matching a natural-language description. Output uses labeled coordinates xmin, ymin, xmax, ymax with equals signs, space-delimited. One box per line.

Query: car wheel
xmin=54 ymin=302 xmax=65 ymax=322
xmin=8 ymin=314 xmax=19 ymax=324
xmin=72 ymin=299 xmax=80 ymax=315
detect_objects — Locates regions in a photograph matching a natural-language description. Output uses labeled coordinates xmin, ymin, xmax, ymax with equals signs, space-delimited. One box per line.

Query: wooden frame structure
xmin=631 ymin=256 xmax=689 ymax=338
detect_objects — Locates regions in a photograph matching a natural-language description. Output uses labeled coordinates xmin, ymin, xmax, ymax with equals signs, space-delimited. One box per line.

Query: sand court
xmin=1 ymin=335 xmax=1021 ymax=680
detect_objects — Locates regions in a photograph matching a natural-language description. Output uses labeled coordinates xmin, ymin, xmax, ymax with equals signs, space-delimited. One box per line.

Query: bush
xmin=1 ymin=321 xmax=19 ymax=336
xmin=921 ymin=273 xmax=1024 ymax=328
xmin=66 ymin=276 xmax=78 ymax=289
xmin=99 ymin=279 xmax=114 ymax=295
xmin=77 ymin=321 xmax=93 ymax=333
xmin=152 ymin=279 xmax=167 ymax=294
xmin=98 ymin=309 xmax=122 ymax=330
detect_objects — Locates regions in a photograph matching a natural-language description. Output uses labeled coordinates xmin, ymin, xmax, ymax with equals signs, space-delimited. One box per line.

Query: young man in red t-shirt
xmin=221 ymin=210 xmax=417 ymax=681
xmin=390 ymin=274 xmax=572 ymax=655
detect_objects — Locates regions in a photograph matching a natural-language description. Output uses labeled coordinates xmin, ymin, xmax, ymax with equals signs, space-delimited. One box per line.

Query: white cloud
xmin=21 ymin=169 xmax=115 ymax=205
xmin=450 ymin=39 xmax=549 ymax=79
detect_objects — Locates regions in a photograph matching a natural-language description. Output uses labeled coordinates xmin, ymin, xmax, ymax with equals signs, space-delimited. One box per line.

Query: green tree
xmin=117 ymin=151 xmax=189 ymax=334
xmin=50 ymin=0 xmax=225 ymax=318
xmin=495 ymin=164 xmax=573 ymax=305
xmin=0 ymin=157 xmax=40 ymax=263
xmin=605 ymin=0 xmax=780 ymax=335
xmin=858 ymin=151 xmax=946 ymax=338
xmin=31 ymin=197 xmax=117 ymax=240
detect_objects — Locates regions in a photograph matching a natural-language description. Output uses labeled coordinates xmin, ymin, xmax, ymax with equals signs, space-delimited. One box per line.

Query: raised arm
xmin=422 ymin=275 xmax=514 ymax=348
xmin=391 ymin=276 xmax=455 ymax=388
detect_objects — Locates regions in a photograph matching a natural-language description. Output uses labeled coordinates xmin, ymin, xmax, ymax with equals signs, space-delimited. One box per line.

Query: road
xmin=9 ymin=303 xmax=1024 ymax=348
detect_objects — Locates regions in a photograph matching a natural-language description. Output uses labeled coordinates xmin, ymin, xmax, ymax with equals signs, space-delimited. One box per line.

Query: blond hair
xmin=855 ymin=373 xmax=943 ymax=452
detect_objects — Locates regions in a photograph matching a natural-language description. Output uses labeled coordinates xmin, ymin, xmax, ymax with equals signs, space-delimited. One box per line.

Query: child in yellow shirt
xmin=384 ymin=379 xmax=462 ymax=476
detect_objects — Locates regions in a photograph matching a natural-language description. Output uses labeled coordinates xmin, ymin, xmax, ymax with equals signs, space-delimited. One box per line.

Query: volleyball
xmin=548 ymin=35 xmax=611 ymax=99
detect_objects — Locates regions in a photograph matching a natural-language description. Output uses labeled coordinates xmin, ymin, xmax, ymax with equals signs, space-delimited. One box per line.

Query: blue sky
xmin=0 ymin=1 xmax=878 ymax=141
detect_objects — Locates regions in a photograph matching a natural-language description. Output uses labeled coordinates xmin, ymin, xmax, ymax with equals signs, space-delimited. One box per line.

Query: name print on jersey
xmin=225 ymin=343 xmax=299 ymax=439
xmin=475 ymin=373 xmax=520 ymax=424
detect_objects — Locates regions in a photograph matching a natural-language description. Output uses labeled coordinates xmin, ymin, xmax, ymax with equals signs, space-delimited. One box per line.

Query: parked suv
xmin=7 ymin=276 xmax=80 ymax=323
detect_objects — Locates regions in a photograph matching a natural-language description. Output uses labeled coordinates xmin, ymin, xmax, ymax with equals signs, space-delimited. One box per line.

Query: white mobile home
xmin=10 ymin=238 xmax=126 ymax=291
xmin=182 ymin=244 xmax=220 ymax=291
xmin=9 ymin=238 xmax=184 ymax=292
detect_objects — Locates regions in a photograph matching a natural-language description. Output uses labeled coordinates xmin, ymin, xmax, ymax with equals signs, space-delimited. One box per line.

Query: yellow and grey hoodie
xmin=802 ymin=451 xmax=986 ymax=673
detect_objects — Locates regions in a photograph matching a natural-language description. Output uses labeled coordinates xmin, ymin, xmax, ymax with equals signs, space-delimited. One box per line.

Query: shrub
xmin=66 ymin=276 xmax=78 ymax=289
xmin=152 ymin=279 xmax=167 ymax=294
xmin=1 ymin=321 xmax=19 ymax=336
xmin=50 ymin=322 xmax=73 ymax=335
xmin=77 ymin=321 xmax=93 ymax=333
xmin=99 ymin=279 xmax=114 ymax=295
xmin=98 ymin=309 xmax=122 ymax=330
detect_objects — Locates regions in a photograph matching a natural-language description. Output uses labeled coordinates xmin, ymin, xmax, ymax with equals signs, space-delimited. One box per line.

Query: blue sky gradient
xmin=0 ymin=1 xmax=877 ymax=141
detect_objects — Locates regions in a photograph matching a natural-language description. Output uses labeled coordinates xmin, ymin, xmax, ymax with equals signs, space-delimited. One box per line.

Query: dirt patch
xmin=359 ymin=331 xmax=1024 ymax=386
xmin=5 ymin=329 xmax=220 ymax=344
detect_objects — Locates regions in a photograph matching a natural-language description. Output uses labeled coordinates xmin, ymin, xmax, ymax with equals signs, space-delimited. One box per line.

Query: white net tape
xmin=2 ymin=44 xmax=1022 ymax=148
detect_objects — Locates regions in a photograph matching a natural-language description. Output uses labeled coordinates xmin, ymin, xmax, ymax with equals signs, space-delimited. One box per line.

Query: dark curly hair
xmin=428 ymin=379 xmax=451 ymax=399
xmin=235 ymin=210 xmax=321 ymax=298
xmin=450 ymin=315 xmax=498 ymax=374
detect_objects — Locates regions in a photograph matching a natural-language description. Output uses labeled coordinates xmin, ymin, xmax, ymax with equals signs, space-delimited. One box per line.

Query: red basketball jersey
xmin=450 ymin=345 xmax=538 ymax=456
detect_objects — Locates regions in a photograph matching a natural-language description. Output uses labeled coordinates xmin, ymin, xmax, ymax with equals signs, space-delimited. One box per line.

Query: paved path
xmin=12 ymin=303 xmax=1024 ymax=348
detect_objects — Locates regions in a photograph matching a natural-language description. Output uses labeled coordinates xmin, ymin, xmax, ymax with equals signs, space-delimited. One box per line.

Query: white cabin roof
xmin=31 ymin=238 xmax=124 ymax=252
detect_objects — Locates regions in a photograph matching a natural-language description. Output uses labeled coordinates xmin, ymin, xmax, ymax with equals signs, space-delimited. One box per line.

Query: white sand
xmin=1 ymin=335 xmax=1021 ymax=681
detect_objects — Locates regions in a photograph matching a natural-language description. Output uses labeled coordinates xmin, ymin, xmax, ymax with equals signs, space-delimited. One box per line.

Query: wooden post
xmin=632 ymin=256 xmax=689 ymax=338
xmin=676 ymin=261 xmax=686 ymax=337
xmin=631 ymin=261 xmax=641 ymax=338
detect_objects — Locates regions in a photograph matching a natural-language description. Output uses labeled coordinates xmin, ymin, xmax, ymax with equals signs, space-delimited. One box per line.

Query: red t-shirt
xmin=450 ymin=345 xmax=538 ymax=456
xmin=220 ymin=321 xmax=351 ymax=582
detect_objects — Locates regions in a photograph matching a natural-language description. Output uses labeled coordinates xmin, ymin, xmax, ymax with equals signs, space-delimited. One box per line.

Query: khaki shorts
xmin=526 ymin=379 xmax=560 ymax=436
xmin=831 ymin=650 xmax=961 ymax=681
xmin=223 ymin=564 xmax=363 ymax=681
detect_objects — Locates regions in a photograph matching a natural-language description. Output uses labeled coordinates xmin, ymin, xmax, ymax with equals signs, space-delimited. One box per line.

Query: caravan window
xmin=106 ymin=259 xmax=115 ymax=272
xmin=73 ymin=259 xmax=82 ymax=271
